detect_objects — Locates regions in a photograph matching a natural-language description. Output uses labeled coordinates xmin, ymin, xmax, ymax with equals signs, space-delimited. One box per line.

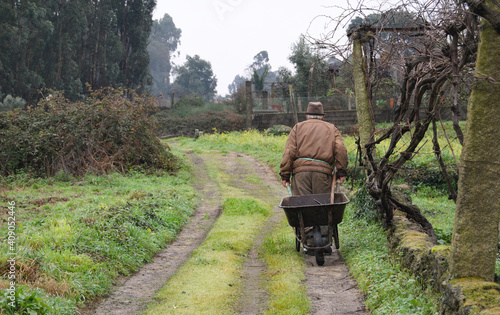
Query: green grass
xmin=0 ymin=162 xmax=197 ymax=313
xmin=260 ymin=219 xmax=309 ymax=314
xmin=410 ymin=186 xmax=456 ymax=245
xmin=340 ymin=200 xmax=439 ymax=314
xmin=145 ymin=198 xmax=270 ymax=314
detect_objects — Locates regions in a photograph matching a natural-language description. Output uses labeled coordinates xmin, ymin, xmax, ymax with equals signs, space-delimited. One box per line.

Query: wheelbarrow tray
xmin=279 ymin=193 xmax=349 ymax=228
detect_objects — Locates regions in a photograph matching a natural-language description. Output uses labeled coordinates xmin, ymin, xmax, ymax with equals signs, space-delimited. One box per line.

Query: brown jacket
xmin=279 ymin=119 xmax=348 ymax=180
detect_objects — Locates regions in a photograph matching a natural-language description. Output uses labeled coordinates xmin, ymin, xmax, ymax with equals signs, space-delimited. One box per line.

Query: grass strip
xmin=0 ymin=160 xmax=197 ymax=313
xmin=260 ymin=219 xmax=309 ymax=314
xmin=340 ymin=199 xmax=439 ymax=314
xmin=144 ymin=198 xmax=270 ymax=314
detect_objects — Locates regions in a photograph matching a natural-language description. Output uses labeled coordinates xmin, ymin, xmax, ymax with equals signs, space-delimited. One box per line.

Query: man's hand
xmin=338 ymin=177 xmax=346 ymax=184
xmin=281 ymin=180 xmax=290 ymax=187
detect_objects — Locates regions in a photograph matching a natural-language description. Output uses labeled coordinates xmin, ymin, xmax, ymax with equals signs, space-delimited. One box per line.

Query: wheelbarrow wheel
xmin=295 ymin=227 xmax=301 ymax=252
xmin=313 ymin=226 xmax=325 ymax=266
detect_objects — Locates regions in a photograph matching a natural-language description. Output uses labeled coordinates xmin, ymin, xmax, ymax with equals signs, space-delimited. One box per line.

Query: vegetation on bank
xmin=154 ymin=98 xmax=246 ymax=137
xmin=0 ymin=158 xmax=196 ymax=313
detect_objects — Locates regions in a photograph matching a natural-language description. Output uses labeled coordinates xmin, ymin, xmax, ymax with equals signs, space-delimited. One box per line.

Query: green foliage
xmin=340 ymin=204 xmax=439 ymax=314
xmin=0 ymin=286 xmax=51 ymax=315
xmin=0 ymin=0 xmax=155 ymax=103
xmin=288 ymin=37 xmax=331 ymax=98
xmin=173 ymin=95 xmax=205 ymax=109
xmin=0 ymin=87 xmax=178 ymax=177
xmin=230 ymin=83 xmax=247 ymax=114
xmin=265 ymin=125 xmax=292 ymax=136
xmin=402 ymin=165 xmax=459 ymax=191
xmin=351 ymin=186 xmax=379 ymax=221
xmin=434 ymin=227 xmax=453 ymax=245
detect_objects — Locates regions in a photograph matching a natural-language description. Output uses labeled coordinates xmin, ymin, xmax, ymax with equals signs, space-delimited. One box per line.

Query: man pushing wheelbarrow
xmin=279 ymin=102 xmax=349 ymax=265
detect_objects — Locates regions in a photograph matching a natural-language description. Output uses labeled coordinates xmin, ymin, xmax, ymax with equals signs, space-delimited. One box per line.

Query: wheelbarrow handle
xmin=330 ymin=173 xmax=337 ymax=204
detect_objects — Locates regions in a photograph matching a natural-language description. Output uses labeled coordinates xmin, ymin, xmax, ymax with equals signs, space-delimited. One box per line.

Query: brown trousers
xmin=291 ymin=171 xmax=332 ymax=196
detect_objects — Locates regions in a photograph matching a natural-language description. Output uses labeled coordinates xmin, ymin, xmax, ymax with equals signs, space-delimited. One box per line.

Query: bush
xmin=155 ymin=109 xmax=245 ymax=137
xmin=265 ymin=125 xmax=291 ymax=136
xmin=0 ymin=87 xmax=178 ymax=177
xmin=173 ymin=95 xmax=205 ymax=110
xmin=400 ymin=164 xmax=458 ymax=191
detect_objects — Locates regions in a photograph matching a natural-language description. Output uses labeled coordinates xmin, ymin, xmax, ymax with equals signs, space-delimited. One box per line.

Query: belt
xmin=296 ymin=157 xmax=331 ymax=166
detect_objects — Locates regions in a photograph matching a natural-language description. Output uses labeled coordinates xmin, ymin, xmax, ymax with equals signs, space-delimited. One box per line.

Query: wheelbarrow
xmin=279 ymin=190 xmax=349 ymax=266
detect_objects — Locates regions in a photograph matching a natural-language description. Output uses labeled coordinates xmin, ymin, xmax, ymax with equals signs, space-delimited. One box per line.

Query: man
xmin=279 ymin=102 xmax=348 ymax=195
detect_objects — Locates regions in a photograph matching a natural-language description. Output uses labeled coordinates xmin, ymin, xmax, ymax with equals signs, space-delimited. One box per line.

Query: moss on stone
xmin=431 ymin=245 xmax=450 ymax=255
xmin=400 ymin=231 xmax=432 ymax=251
xmin=450 ymin=278 xmax=500 ymax=312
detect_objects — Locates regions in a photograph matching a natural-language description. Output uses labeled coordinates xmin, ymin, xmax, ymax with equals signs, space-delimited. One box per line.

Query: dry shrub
xmin=0 ymin=87 xmax=178 ymax=177
xmin=32 ymin=277 xmax=72 ymax=297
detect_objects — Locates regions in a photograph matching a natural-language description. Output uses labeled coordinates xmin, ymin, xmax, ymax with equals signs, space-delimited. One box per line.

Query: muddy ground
xmin=84 ymin=148 xmax=368 ymax=314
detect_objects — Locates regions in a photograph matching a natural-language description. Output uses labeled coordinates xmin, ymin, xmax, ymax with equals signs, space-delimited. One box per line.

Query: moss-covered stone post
xmin=449 ymin=1 xmax=500 ymax=282
xmin=352 ymin=31 xmax=375 ymax=168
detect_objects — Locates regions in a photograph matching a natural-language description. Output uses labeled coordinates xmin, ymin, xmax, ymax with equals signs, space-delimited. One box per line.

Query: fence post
xmin=270 ymin=83 xmax=275 ymax=108
xmin=245 ymin=81 xmax=253 ymax=129
xmin=262 ymin=90 xmax=268 ymax=109
xmin=289 ymin=85 xmax=298 ymax=125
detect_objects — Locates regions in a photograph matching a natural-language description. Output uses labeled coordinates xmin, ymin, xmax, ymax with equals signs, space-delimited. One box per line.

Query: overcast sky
xmin=153 ymin=0 xmax=351 ymax=96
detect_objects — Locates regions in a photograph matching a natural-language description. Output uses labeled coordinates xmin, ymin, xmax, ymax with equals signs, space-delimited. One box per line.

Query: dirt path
xmin=85 ymin=148 xmax=368 ymax=314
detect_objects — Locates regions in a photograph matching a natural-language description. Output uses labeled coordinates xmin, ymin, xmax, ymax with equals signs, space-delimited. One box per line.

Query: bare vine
xmin=307 ymin=0 xmax=481 ymax=240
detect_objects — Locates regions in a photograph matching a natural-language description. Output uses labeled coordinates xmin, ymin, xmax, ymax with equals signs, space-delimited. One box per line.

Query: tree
xmin=449 ymin=0 xmax=500 ymax=282
xmin=248 ymin=51 xmax=271 ymax=93
xmin=148 ymin=13 xmax=181 ymax=97
xmin=288 ymin=37 xmax=331 ymax=100
xmin=114 ymin=0 xmax=156 ymax=91
xmin=0 ymin=0 xmax=156 ymax=104
xmin=171 ymin=55 xmax=217 ymax=101
xmin=351 ymin=30 xmax=375 ymax=170
xmin=228 ymin=74 xmax=247 ymax=95
xmin=0 ymin=1 xmax=53 ymax=104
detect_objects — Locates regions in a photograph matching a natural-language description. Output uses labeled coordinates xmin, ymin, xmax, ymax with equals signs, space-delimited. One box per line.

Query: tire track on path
xmin=84 ymin=147 xmax=368 ymax=314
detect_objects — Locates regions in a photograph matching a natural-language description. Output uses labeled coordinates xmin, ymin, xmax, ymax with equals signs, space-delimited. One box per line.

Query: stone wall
xmin=387 ymin=211 xmax=500 ymax=314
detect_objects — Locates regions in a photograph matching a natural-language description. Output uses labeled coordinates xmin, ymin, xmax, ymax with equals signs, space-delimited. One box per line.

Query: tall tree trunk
xmin=245 ymin=81 xmax=253 ymax=129
xmin=352 ymin=32 xmax=375 ymax=171
xmin=449 ymin=1 xmax=500 ymax=282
